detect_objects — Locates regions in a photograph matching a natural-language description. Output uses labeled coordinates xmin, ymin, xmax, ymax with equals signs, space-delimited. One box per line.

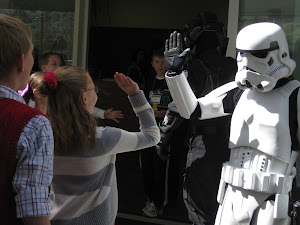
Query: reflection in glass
xmin=239 ymin=0 xmax=300 ymax=80
xmin=0 ymin=7 xmax=74 ymax=70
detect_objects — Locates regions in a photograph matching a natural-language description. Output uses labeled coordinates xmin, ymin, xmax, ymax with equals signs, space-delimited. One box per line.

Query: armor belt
xmin=220 ymin=162 xmax=295 ymax=194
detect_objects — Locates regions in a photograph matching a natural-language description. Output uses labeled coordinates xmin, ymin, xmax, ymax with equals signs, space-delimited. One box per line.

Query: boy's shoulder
xmin=0 ymin=98 xmax=47 ymax=119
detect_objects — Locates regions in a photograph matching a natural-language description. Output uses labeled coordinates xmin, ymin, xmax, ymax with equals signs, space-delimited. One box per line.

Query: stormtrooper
xmin=164 ymin=22 xmax=300 ymax=225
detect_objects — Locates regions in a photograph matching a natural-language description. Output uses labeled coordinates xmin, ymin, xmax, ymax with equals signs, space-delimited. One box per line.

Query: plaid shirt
xmin=0 ymin=85 xmax=54 ymax=218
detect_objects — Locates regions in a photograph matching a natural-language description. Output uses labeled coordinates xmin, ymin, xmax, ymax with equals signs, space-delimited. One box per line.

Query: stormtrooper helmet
xmin=235 ymin=22 xmax=295 ymax=92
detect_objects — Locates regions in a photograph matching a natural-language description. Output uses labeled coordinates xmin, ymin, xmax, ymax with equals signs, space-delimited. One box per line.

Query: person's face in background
xmin=42 ymin=55 xmax=62 ymax=72
xmin=136 ymin=50 xmax=146 ymax=64
xmin=151 ymin=56 xmax=167 ymax=78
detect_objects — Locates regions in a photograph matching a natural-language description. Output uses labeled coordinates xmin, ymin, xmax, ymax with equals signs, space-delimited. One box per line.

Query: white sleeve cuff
xmin=93 ymin=107 xmax=105 ymax=119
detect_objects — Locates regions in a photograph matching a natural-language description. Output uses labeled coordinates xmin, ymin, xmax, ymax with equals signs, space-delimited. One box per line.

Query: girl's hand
xmin=114 ymin=72 xmax=140 ymax=97
xmin=104 ymin=108 xmax=124 ymax=123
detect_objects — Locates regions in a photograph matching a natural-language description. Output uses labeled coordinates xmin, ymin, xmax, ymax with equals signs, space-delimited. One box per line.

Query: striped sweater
xmin=50 ymin=91 xmax=160 ymax=225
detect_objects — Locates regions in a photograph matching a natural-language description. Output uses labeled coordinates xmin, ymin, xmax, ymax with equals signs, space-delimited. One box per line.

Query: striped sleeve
xmin=100 ymin=91 xmax=160 ymax=155
xmin=92 ymin=106 xmax=105 ymax=119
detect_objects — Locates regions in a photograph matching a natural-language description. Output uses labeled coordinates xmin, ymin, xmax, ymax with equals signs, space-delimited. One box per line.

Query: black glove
xmin=164 ymin=31 xmax=190 ymax=75
xmin=155 ymin=133 xmax=171 ymax=161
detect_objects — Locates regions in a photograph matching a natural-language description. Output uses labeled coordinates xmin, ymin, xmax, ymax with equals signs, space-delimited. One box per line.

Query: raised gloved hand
xmin=164 ymin=31 xmax=190 ymax=74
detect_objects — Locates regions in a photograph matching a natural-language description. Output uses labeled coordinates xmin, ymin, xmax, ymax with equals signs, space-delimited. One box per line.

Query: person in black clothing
xmin=140 ymin=49 xmax=170 ymax=217
xmin=140 ymin=49 xmax=186 ymax=217
xmin=158 ymin=12 xmax=238 ymax=225
xmin=127 ymin=48 xmax=150 ymax=88
xmin=143 ymin=50 xmax=171 ymax=119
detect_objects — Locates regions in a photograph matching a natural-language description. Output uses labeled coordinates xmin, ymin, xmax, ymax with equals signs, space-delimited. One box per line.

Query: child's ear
xmin=41 ymin=65 xmax=46 ymax=72
xmin=16 ymin=54 xmax=25 ymax=72
xmin=33 ymin=89 xmax=38 ymax=97
xmin=82 ymin=91 xmax=87 ymax=105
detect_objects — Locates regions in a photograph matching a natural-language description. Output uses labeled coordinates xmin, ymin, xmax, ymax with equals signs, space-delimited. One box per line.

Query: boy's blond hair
xmin=0 ymin=14 xmax=32 ymax=79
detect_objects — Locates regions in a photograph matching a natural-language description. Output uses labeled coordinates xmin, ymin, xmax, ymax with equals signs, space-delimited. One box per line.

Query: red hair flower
xmin=44 ymin=72 xmax=58 ymax=88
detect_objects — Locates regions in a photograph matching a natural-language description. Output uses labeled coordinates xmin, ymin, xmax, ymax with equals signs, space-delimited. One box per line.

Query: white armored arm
xmin=198 ymin=81 xmax=237 ymax=119
xmin=166 ymin=70 xmax=237 ymax=120
xmin=165 ymin=71 xmax=197 ymax=119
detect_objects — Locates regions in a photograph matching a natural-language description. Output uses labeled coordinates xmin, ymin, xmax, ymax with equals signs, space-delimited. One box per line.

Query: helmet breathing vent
xmin=267 ymin=58 xmax=274 ymax=66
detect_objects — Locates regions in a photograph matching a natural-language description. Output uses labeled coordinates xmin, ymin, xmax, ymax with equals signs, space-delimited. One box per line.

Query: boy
xmin=141 ymin=50 xmax=186 ymax=217
xmin=38 ymin=51 xmax=64 ymax=72
xmin=0 ymin=14 xmax=54 ymax=225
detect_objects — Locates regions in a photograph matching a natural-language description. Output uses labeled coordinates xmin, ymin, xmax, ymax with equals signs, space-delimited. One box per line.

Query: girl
xmin=39 ymin=66 xmax=160 ymax=225
xmin=23 ymin=71 xmax=47 ymax=114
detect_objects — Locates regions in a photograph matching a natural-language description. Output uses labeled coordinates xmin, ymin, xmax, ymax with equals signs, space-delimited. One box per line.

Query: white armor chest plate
xmin=229 ymin=81 xmax=299 ymax=163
